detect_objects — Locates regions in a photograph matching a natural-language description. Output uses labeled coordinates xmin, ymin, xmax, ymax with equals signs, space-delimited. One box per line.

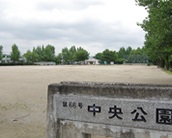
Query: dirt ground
xmin=0 ymin=65 xmax=172 ymax=138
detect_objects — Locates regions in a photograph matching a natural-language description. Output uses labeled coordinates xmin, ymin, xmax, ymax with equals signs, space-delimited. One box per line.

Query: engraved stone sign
xmin=55 ymin=95 xmax=172 ymax=132
xmin=47 ymin=82 xmax=172 ymax=138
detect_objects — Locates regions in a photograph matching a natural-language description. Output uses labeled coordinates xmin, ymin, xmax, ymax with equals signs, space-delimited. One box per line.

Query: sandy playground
xmin=0 ymin=65 xmax=172 ymax=138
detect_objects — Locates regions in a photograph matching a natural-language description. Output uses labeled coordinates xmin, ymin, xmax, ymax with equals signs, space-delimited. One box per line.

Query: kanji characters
xmin=69 ymin=102 xmax=76 ymax=108
xmin=156 ymin=108 xmax=172 ymax=125
xmin=62 ymin=101 xmax=172 ymax=126
xmin=78 ymin=102 xmax=83 ymax=109
xmin=131 ymin=107 xmax=147 ymax=122
xmin=63 ymin=101 xmax=68 ymax=107
xmin=88 ymin=104 xmax=101 ymax=117
xmin=62 ymin=101 xmax=83 ymax=109
xmin=108 ymin=105 xmax=123 ymax=120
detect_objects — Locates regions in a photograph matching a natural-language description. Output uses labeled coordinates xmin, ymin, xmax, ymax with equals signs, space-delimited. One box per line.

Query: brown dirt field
xmin=0 ymin=65 xmax=172 ymax=138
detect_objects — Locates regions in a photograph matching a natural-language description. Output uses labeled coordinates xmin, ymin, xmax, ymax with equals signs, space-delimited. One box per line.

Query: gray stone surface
xmin=47 ymin=82 xmax=172 ymax=138
xmin=54 ymin=95 xmax=172 ymax=132
xmin=59 ymin=120 xmax=172 ymax=138
xmin=49 ymin=82 xmax=172 ymax=100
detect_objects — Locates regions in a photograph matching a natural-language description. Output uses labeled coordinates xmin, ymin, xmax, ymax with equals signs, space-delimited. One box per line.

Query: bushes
xmin=0 ymin=63 xmax=33 ymax=66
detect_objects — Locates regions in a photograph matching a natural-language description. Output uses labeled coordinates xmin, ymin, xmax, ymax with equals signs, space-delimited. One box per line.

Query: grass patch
xmin=164 ymin=70 xmax=172 ymax=75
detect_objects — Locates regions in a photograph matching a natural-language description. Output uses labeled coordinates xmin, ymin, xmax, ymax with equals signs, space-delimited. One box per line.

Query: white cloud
xmin=0 ymin=0 xmax=147 ymax=55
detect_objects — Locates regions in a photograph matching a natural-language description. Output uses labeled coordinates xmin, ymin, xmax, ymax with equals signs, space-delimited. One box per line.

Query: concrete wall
xmin=47 ymin=82 xmax=172 ymax=138
xmin=59 ymin=120 xmax=172 ymax=138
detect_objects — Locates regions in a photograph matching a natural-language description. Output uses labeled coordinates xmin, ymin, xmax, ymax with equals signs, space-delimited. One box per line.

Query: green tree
xmin=24 ymin=45 xmax=56 ymax=63
xmin=117 ymin=47 xmax=128 ymax=63
xmin=74 ymin=47 xmax=89 ymax=62
xmin=136 ymin=0 xmax=172 ymax=69
xmin=10 ymin=44 xmax=20 ymax=63
xmin=0 ymin=45 xmax=3 ymax=61
xmin=35 ymin=46 xmax=43 ymax=61
xmin=23 ymin=50 xmax=33 ymax=63
xmin=31 ymin=47 xmax=40 ymax=62
xmin=95 ymin=49 xmax=118 ymax=64
xmin=61 ymin=47 xmax=70 ymax=64
xmin=94 ymin=52 xmax=103 ymax=64
xmin=43 ymin=44 xmax=55 ymax=61
xmin=102 ymin=49 xmax=118 ymax=64
xmin=94 ymin=52 xmax=103 ymax=60
xmin=127 ymin=47 xmax=148 ymax=63
xmin=60 ymin=46 xmax=89 ymax=64
xmin=61 ymin=46 xmax=77 ymax=64
xmin=56 ymin=53 xmax=63 ymax=64
xmin=126 ymin=46 xmax=132 ymax=58
xmin=118 ymin=47 xmax=126 ymax=59
xmin=117 ymin=46 xmax=133 ymax=63
xmin=69 ymin=46 xmax=77 ymax=63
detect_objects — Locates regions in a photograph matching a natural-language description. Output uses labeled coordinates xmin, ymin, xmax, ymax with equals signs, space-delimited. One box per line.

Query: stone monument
xmin=47 ymin=82 xmax=172 ymax=138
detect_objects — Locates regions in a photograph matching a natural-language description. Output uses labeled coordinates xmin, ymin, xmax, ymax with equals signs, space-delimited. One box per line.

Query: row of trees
xmin=56 ymin=46 xmax=89 ymax=64
xmin=0 ymin=44 xmax=90 ymax=64
xmin=0 ymin=44 xmax=149 ymax=65
xmin=24 ymin=45 xmax=89 ymax=64
xmin=136 ymin=0 xmax=172 ymax=70
xmin=0 ymin=45 xmax=3 ymax=61
xmin=0 ymin=44 xmax=21 ymax=63
xmin=24 ymin=45 xmax=56 ymax=63
xmin=94 ymin=46 xmax=149 ymax=64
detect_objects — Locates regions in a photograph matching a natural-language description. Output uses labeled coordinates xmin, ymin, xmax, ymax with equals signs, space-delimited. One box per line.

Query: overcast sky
xmin=0 ymin=0 xmax=147 ymax=56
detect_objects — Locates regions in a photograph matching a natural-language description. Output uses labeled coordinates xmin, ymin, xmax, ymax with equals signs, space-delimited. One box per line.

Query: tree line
xmin=0 ymin=44 xmax=149 ymax=65
xmin=94 ymin=46 xmax=149 ymax=64
xmin=136 ymin=0 xmax=172 ymax=70
xmin=0 ymin=44 xmax=21 ymax=63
